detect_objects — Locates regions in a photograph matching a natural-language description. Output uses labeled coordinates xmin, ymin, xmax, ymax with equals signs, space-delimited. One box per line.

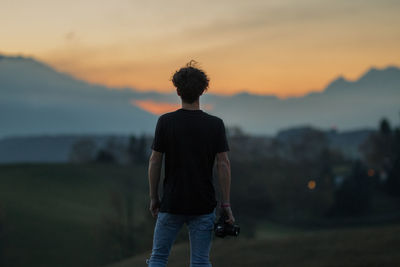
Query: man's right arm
xmin=216 ymin=151 xmax=235 ymax=224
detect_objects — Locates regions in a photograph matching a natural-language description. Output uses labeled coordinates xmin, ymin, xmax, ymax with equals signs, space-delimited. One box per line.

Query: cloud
xmin=32 ymin=0 xmax=400 ymax=97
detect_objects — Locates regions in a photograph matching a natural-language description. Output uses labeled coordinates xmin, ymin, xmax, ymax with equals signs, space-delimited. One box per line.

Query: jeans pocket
xmin=158 ymin=212 xmax=182 ymax=227
xmin=194 ymin=212 xmax=215 ymax=231
xmin=157 ymin=212 xmax=168 ymax=225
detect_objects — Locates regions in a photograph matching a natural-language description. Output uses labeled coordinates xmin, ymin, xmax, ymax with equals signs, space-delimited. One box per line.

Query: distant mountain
xmin=207 ymin=66 xmax=400 ymax=135
xmin=276 ymin=126 xmax=375 ymax=160
xmin=0 ymin=54 xmax=158 ymax=138
xmin=1 ymin=53 xmax=399 ymax=138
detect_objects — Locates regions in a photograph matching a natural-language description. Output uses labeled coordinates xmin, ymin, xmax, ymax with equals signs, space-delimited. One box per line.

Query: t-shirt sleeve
xmin=215 ymin=119 xmax=230 ymax=153
xmin=151 ymin=116 xmax=166 ymax=153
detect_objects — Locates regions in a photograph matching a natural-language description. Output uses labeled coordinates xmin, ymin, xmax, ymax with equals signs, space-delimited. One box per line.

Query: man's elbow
xmin=149 ymin=150 xmax=163 ymax=165
xmin=216 ymin=152 xmax=230 ymax=169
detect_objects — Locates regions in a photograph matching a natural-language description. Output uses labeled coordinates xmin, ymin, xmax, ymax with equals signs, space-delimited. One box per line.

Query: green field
xmin=108 ymin=224 xmax=400 ymax=267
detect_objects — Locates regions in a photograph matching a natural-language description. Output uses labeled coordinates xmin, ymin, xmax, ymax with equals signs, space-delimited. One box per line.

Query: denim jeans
xmin=146 ymin=208 xmax=217 ymax=267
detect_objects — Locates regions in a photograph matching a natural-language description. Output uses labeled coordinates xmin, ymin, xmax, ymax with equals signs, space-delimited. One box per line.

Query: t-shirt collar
xmin=177 ymin=108 xmax=203 ymax=113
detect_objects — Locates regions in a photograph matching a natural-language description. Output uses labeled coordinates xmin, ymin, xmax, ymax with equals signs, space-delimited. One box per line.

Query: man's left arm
xmin=148 ymin=150 xmax=164 ymax=218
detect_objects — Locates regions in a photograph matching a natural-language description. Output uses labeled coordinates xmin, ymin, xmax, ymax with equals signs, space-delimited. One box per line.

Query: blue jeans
xmin=146 ymin=208 xmax=217 ymax=267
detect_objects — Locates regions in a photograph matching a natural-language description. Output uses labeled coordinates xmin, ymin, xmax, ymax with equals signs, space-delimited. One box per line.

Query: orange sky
xmin=1 ymin=0 xmax=400 ymax=98
xmin=133 ymin=100 xmax=214 ymax=115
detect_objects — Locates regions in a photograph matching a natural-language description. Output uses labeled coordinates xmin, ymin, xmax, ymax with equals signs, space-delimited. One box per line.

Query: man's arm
xmin=216 ymin=151 xmax=235 ymax=224
xmin=148 ymin=149 xmax=163 ymax=218
xmin=216 ymin=151 xmax=231 ymax=203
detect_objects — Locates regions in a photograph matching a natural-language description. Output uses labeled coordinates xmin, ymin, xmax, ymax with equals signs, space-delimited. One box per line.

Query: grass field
xmin=1 ymin=163 xmax=400 ymax=267
xmin=108 ymin=223 xmax=400 ymax=267
xmin=0 ymin=163 xmax=150 ymax=267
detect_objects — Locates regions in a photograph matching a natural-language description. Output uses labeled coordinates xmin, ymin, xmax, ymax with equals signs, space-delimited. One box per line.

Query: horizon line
xmin=1 ymin=51 xmax=399 ymax=100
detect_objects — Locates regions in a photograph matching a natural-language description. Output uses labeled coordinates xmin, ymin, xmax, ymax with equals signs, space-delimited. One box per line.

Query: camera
xmin=214 ymin=210 xmax=240 ymax=238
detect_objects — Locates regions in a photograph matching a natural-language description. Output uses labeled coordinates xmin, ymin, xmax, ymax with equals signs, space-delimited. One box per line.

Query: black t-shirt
xmin=151 ymin=108 xmax=230 ymax=215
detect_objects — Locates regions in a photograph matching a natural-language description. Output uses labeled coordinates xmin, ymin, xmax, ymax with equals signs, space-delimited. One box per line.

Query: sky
xmin=1 ymin=0 xmax=400 ymax=98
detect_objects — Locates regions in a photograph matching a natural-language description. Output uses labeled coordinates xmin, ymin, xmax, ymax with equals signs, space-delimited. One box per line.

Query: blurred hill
xmin=0 ymin=134 xmax=134 ymax=163
xmin=1 ymin=54 xmax=399 ymax=138
xmin=0 ymin=54 xmax=157 ymax=138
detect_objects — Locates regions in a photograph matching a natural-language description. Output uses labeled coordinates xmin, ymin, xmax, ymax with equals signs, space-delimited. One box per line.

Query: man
xmin=146 ymin=61 xmax=235 ymax=267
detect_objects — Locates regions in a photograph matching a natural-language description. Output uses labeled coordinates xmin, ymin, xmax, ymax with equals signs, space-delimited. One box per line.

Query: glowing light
xmin=131 ymin=99 xmax=213 ymax=115
xmin=307 ymin=180 xmax=316 ymax=190
xmin=132 ymin=100 xmax=180 ymax=115
xmin=368 ymin=169 xmax=375 ymax=177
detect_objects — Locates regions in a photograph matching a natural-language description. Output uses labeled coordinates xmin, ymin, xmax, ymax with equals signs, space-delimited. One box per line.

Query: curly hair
xmin=171 ymin=60 xmax=209 ymax=104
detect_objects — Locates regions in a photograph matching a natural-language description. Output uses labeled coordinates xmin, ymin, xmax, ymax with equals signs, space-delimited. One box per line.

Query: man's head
xmin=172 ymin=60 xmax=209 ymax=104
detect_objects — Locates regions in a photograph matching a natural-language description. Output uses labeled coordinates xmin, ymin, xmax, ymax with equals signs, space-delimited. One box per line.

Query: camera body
xmin=214 ymin=210 xmax=240 ymax=238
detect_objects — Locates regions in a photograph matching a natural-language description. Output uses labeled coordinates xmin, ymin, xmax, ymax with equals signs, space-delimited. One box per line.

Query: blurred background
xmin=1 ymin=0 xmax=400 ymax=266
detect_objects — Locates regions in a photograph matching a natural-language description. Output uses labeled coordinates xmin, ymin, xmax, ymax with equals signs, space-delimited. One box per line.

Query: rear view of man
xmin=146 ymin=61 xmax=235 ymax=267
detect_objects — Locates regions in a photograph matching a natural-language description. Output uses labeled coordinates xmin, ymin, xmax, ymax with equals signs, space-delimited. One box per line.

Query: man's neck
xmin=181 ymin=100 xmax=200 ymax=110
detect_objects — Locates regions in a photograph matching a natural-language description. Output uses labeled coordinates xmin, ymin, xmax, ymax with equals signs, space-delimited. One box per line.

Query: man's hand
xmin=149 ymin=198 xmax=160 ymax=218
xmin=223 ymin=207 xmax=235 ymax=225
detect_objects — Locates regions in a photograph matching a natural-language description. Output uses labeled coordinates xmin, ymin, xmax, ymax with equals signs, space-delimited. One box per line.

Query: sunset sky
xmin=2 ymin=0 xmax=400 ymax=98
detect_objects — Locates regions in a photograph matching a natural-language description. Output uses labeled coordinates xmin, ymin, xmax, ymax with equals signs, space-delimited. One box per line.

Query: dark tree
xmin=360 ymin=116 xmax=400 ymax=196
xmin=379 ymin=118 xmax=392 ymax=135
xmin=127 ymin=135 xmax=137 ymax=164
xmin=95 ymin=149 xmax=116 ymax=163
xmin=68 ymin=138 xmax=97 ymax=163
xmin=330 ymin=160 xmax=372 ymax=216
xmin=136 ymin=134 xmax=148 ymax=163
xmin=386 ymin=126 xmax=400 ymax=196
xmin=127 ymin=134 xmax=148 ymax=164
